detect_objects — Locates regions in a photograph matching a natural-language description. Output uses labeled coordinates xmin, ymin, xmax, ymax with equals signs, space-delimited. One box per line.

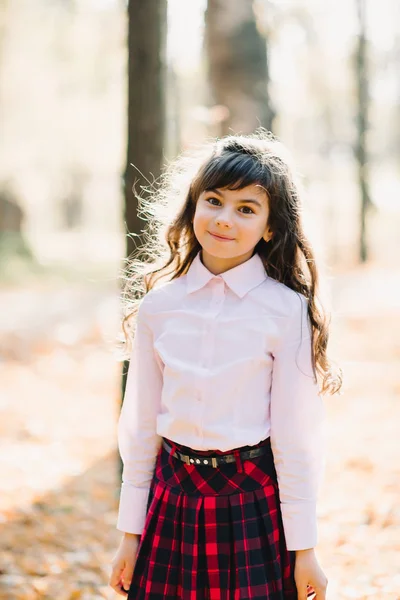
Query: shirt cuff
xmin=280 ymin=501 xmax=318 ymax=551
xmin=116 ymin=483 xmax=151 ymax=535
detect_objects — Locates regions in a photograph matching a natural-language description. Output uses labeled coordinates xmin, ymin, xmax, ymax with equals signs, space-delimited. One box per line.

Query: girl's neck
xmin=200 ymin=248 xmax=255 ymax=275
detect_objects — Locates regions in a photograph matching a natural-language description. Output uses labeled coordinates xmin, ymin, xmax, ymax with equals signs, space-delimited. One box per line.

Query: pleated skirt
xmin=127 ymin=436 xmax=298 ymax=600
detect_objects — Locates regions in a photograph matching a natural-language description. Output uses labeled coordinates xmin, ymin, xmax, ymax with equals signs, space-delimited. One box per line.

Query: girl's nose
xmin=215 ymin=212 xmax=233 ymax=227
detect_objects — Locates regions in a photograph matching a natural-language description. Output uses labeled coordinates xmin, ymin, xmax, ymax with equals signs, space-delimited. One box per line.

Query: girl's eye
xmin=205 ymin=197 xmax=254 ymax=214
xmin=206 ymin=197 xmax=221 ymax=206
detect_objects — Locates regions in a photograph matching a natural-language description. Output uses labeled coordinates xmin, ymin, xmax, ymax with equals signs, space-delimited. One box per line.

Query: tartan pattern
xmin=127 ymin=437 xmax=297 ymax=600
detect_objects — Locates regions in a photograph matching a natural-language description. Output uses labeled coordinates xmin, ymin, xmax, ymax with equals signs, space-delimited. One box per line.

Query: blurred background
xmin=0 ymin=0 xmax=399 ymax=598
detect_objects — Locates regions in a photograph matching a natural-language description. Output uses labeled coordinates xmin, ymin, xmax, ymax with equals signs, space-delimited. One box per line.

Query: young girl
xmin=109 ymin=130 xmax=341 ymax=599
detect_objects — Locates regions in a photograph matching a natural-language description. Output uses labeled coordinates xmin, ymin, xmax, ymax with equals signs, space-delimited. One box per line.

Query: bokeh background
xmin=0 ymin=1 xmax=399 ymax=598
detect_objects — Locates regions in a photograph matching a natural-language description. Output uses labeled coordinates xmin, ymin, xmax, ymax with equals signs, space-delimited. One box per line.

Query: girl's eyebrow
xmin=204 ymin=188 xmax=264 ymax=207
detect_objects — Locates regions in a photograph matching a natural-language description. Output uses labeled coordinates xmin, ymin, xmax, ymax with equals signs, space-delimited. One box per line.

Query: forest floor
xmin=0 ymin=259 xmax=399 ymax=600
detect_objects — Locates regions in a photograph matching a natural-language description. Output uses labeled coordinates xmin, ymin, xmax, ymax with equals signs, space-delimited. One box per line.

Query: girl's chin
xmin=203 ymin=246 xmax=237 ymax=257
xmin=202 ymin=238 xmax=238 ymax=251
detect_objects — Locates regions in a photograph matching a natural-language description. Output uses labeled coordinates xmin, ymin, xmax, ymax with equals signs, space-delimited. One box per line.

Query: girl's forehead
xmin=202 ymin=183 xmax=268 ymax=198
xmin=192 ymin=151 xmax=274 ymax=199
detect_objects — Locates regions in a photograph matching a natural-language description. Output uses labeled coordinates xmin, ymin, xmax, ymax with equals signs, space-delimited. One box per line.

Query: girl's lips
xmin=208 ymin=232 xmax=235 ymax=241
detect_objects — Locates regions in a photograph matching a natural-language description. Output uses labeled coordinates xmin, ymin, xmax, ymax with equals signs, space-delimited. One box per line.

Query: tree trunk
xmin=355 ymin=0 xmax=371 ymax=263
xmin=120 ymin=1 xmax=167 ymax=478
xmin=204 ymin=0 xmax=274 ymax=136
xmin=124 ymin=0 xmax=167 ymax=259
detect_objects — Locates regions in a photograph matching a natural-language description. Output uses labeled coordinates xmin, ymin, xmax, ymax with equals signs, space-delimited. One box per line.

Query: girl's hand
xmin=294 ymin=548 xmax=328 ymax=600
xmin=109 ymin=533 xmax=140 ymax=597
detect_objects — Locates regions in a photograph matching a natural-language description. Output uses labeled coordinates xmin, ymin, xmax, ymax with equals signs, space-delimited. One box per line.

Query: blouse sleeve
xmin=270 ymin=293 xmax=326 ymax=551
xmin=116 ymin=296 xmax=163 ymax=535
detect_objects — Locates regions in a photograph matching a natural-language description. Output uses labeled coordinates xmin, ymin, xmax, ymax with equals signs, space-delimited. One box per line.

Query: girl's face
xmin=193 ymin=183 xmax=273 ymax=274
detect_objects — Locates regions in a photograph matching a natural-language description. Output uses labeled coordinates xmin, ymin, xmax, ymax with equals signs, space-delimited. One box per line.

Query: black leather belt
xmin=162 ymin=438 xmax=270 ymax=468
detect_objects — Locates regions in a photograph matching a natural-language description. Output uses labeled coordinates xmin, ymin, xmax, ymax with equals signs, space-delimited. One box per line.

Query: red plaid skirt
xmin=127 ymin=436 xmax=297 ymax=600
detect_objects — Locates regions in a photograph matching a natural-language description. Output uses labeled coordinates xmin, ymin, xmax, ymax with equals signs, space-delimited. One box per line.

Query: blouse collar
xmin=186 ymin=250 xmax=267 ymax=298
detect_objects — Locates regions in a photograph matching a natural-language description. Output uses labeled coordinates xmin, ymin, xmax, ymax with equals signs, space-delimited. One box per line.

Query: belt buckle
xmin=182 ymin=453 xmax=190 ymax=465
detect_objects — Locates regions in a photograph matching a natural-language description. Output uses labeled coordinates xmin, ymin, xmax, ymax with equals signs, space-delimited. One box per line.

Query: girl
xmin=110 ymin=130 xmax=341 ymax=599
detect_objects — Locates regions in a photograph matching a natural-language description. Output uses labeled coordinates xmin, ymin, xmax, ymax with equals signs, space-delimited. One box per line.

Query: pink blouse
xmin=116 ymin=250 xmax=326 ymax=551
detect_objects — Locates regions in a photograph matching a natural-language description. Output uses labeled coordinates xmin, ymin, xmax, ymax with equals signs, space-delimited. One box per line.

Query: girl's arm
xmin=270 ymin=293 xmax=326 ymax=552
xmin=116 ymin=296 xmax=163 ymax=535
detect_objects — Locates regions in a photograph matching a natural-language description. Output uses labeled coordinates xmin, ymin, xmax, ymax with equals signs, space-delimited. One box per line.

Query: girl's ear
xmin=263 ymin=228 xmax=273 ymax=243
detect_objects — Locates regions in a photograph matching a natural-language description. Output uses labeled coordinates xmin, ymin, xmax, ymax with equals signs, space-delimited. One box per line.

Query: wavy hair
xmin=120 ymin=129 xmax=342 ymax=395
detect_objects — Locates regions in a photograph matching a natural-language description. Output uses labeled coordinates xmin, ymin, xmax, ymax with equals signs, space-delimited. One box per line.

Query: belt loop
xmin=233 ymin=449 xmax=244 ymax=473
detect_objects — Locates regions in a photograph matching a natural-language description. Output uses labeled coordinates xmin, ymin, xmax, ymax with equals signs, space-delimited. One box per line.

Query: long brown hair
xmin=120 ymin=129 xmax=342 ymax=395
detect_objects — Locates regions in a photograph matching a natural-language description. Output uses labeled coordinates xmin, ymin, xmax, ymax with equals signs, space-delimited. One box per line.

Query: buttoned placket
xmin=194 ymin=276 xmax=226 ymax=446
